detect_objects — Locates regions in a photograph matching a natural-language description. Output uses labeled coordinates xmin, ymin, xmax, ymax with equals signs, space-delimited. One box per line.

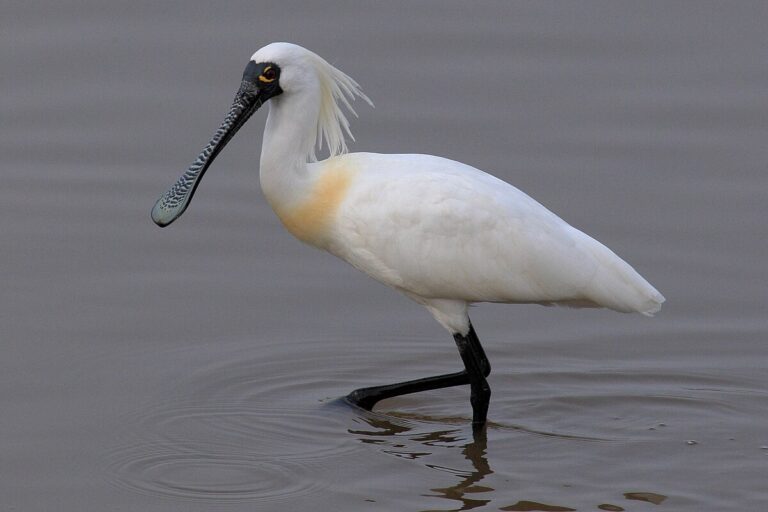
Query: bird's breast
xmin=273 ymin=162 xmax=355 ymax=247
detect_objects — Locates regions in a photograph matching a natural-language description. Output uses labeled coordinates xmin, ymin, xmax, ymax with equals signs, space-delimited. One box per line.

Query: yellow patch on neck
xmin=276 ymin=164 xmax=354 ymax=246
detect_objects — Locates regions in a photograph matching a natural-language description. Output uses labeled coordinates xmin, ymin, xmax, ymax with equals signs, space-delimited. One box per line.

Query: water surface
xmin=2 ymin=2 xmax=767 ymax=510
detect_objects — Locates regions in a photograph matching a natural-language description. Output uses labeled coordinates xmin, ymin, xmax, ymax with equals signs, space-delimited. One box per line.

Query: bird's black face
xmin=151 ymin=60 xmax=283 ymax=227
xmin=243 ymin=61 xmax=283 ymax=99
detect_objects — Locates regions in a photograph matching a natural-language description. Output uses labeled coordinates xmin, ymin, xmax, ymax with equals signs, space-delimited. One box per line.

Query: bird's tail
xmin=584 ymin=238 xmax=665 ymax=316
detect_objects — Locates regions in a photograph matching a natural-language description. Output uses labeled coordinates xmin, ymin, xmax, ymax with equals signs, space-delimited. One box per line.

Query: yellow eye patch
xmin=259 ymin=66 xmax=276 ymax=83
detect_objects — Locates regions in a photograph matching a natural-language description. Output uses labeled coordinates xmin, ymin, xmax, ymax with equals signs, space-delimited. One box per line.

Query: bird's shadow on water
xmin=331 ymin=398 xmax=617 ymax=512
xmin=346 ymin=407 xmax=494 ymax=511
xmin=329 ymin=402 xmax=540 ymax=511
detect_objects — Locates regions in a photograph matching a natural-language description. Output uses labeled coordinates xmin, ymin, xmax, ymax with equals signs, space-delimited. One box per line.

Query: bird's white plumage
xmin=251 ymin=43 xmax=371 ymax=163
xmin=252 ymin=43 xmax=664 ymax=335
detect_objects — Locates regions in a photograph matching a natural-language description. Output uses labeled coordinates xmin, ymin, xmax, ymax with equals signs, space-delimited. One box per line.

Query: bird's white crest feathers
xmin=305 ymin=50 xmax=373 ymax=162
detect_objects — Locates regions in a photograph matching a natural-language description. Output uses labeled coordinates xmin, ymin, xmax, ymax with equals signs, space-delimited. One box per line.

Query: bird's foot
xmin=345 ymin=388 xmax=381 ymax=411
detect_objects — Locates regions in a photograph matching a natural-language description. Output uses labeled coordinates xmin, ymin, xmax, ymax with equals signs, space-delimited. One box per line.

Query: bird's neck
xmin=259 ymin=90 xmax=320 ymax=210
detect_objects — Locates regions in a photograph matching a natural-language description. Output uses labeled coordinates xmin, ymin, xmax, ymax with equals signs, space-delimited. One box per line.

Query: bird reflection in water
xmin=349 ymin=414 xmax=493 ymax=511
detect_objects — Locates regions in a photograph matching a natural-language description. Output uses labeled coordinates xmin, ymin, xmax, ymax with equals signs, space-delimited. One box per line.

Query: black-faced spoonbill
xmin=152 ymin=42 xmax=664 ymax=429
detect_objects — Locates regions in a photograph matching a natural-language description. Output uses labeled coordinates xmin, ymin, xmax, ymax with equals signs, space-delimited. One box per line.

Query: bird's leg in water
xmin=346 ymin=322 xmax=491 ymax=428
xmin=455 ymin=326 xmax=492 ymax=428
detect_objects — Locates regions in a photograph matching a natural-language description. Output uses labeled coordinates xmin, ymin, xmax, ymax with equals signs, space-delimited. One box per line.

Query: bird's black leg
xmin=346 ymin=321 xmax=492 ymax=427
xmin=346 ymin=370 xmax=469 ymax=410
xmin=454 ymin=326 xmax=491 ymax=429
xmin=466 ymin=322 xmax=491 ymax=378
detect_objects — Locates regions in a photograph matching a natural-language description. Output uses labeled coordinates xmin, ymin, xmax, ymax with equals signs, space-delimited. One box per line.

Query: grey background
xmin=2 ymin=2 xmax=767 ymax=510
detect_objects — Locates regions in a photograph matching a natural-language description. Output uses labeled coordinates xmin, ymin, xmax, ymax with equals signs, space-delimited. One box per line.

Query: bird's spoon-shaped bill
xmin=151 ymin=81 xmax=262 ymax=227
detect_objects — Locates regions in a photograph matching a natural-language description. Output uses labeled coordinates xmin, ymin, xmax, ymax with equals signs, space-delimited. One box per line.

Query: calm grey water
xmin=2 ymin=2 xmax=767 ymax=510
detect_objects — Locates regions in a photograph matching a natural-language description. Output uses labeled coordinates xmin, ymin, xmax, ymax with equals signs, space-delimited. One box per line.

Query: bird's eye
xmin=260 ymin=67 xmax=277 ymax=82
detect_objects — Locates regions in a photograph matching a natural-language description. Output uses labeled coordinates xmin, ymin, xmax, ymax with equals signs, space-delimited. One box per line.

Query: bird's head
xmin=151 ymin=42 xmax=370 ymax=228
xmin=247 ymin=42 xmax=314 ymax=97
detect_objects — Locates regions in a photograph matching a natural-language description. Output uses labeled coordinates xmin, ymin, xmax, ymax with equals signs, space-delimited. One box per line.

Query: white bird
xmin=152 ymin=42 xmax=664 ymax=429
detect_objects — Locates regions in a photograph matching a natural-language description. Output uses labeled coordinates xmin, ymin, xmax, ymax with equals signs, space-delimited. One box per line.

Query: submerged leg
xmin=346 ymin=321 xmax=492 ymax=427
xmin=454 ymin=326 xmax=491 ymax=427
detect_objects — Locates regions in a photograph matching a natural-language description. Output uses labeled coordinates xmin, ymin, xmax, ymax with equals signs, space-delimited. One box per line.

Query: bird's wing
xmin=329 ymin=153 xmax=601 ymax=304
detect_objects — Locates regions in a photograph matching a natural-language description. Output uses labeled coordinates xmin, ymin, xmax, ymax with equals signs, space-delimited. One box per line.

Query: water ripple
xmin=104 ymin=443 xmax=326 ymax=502
xmin=102 ymin=337 xmax=372 ymax=502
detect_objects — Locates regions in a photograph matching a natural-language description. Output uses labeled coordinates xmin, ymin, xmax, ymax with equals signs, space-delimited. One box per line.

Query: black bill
xmin=151 ymin=79 xmax=262 ymax=227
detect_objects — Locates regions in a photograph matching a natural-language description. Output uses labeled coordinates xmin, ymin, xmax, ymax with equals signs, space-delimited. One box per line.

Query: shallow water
xmin=2 ymin=1 xmax=768 ymax=510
